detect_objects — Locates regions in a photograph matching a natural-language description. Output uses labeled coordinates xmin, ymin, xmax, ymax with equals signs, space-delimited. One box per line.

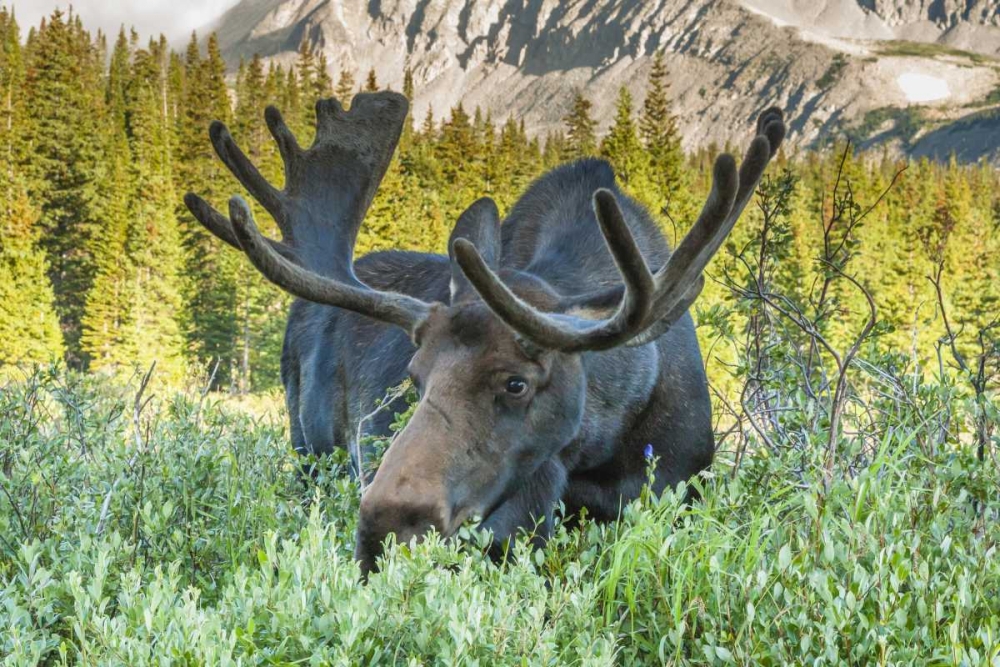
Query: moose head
xmin=186 ymin=92 xmax=784 ymax=575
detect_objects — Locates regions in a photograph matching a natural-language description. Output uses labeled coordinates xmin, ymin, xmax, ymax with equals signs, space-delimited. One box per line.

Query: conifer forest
xmin=2 ymin=9 xmax=998 ymax=394
xmin=1 ymin=7 xmax=998 ymax=664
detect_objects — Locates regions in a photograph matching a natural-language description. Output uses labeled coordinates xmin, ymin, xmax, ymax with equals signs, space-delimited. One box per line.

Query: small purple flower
xmin=643 ymin=443 xmax=654 ymax=460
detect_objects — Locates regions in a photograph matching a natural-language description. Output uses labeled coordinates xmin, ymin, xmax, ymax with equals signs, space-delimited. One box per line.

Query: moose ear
xmin=449 ymin=197 xmax=501 ymax=304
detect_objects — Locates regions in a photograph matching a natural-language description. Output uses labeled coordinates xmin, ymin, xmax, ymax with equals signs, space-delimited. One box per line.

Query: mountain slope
xmin=205 ymin=0 xmax=1000 ymax=159
xmin=742 ymin=0 xmax=1000 ymax=53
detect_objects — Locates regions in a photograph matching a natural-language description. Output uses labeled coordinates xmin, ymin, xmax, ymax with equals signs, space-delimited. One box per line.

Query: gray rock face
xmin=864 ymin=0 xmax=1000 ymax=27
xmin=205 ymin=0 xmax=1000 ymax=160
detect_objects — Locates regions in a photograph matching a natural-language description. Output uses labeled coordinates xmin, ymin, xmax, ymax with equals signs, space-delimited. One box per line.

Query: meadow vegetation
xmin=1 ymin=353 xmax=997 ymax=663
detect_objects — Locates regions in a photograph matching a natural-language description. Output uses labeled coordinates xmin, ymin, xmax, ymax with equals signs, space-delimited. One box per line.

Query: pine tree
xmin=0 ymin=10 xmax=63 ymax=368
xmin=543 ymin=130 xmax=568 ymax=169
xmin=600 ymin=87 xmax=645 ymax=187
xmin=365 ymin=68 xmax=378 ymax=92
xmin=297 ymin=40 xmax=315 ymax=95
xmin=22 ymin=10 xmax=104 ymax=367
xmin=175 ymin=31 xmax=240 ymax=386
xmin=476 ymin=108 xmax=498 ymax=194
xmin=314 ymin=52 xmax=333 ymax=99
xmin=284 ymin=68 xmax=303 ymax=135
xmin=640 ymin=51 xmax=684 ymax=190
xmin=82 ymin=29 xmax=137 ymax=370
xmin=335 ymin=66 xmax=355 ymax=103
xmin=438 ymin=103 xmax=475 ymax=186
xmin=403 ymin=67 xmax=415 ymax=100
xmin=0 ymin=171 xmax=64 ymax=368
xmin=421 ymin=106 xmax=436 ymax=136
xmin=563 ymin=89 xmax=597 ymax=160
xmin=406 ymin=105 xmax=441 ymax=186
xmin=494 ymin=116 xmax=540 ymax=211
xmin=297 ymin=40 xmax=318 ymax=127
xmin=942 ymin=157 xmax=1000 ymax=358
xmin=124 ymin=44 xmax=188 ymax=382
xmin=204 ymin=34 xmax=230 ymax=119
xmin=0 ymin=7 xmax=27 ymax=166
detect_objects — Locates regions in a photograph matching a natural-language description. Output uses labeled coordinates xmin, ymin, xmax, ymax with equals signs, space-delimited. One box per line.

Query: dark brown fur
xmin=185 ymin=92 xmax=785 ymax=576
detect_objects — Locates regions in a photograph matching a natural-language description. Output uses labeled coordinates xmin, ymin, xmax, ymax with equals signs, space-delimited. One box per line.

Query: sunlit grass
xmin=1 ymin=368 xmax=998 ymax=664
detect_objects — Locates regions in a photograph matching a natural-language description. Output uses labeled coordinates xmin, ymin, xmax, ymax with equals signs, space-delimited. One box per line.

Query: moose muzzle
xmin=355 ymin=489 xmax=449 ymax=576
xmin=353 ymin=401 xmax=469 ymax=575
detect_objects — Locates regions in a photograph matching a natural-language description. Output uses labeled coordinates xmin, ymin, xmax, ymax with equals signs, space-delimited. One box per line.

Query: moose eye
xmin=504 ymin=376 xmax=528 ymax=396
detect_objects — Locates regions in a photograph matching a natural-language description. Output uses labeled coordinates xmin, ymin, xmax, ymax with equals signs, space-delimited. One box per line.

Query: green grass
xmin=975 ymin=85 xmax=1000 ymax=108
xmin=842 ymin=106 xmax=926 ymax=148
xmin=817 ymin=54 xmax=848 ymax=90
xmin=1 ymin=368 xmax=998 ymax=665
xmin=876 ymin=40 xmax=994 ymax=66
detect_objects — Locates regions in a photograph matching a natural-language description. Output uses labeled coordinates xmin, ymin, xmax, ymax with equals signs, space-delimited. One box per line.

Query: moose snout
xmin=355 ymin=486 xmax=450 ymax=576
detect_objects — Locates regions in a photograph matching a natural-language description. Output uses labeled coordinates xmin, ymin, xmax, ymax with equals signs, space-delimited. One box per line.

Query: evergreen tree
xmin=174 ymin=31 xmax=240 ymax=386
xmin=438 ymin=103 xmax=475 ymax=186
xmin=543 ymin=130 xmax=568 ymax=169
xmin=0 ymin=170 xmax=64 ymax=368
xmin=406 ymin=105 xmax=441 ymax=186
xmin=314 ymin=52 xmax=333 ymax=99
xmin=640 ymin=51 xmax=684 ymax=190
xmin=399 ymin=67 xmax=416 ymax=149
xmin=297 ymin=40 xmax=315 ymax=95
xmin=476 ymin=108 xmax=498 ymax=194
xmin=0 ymin=7 xmax=27 ymax=166
xmin=563 ymin=89 xmax=597 ymax=160
xmin=284 ymin=68 xmax=303 ymax=135
xmin=81 ymin=29 xmax=137 ymax=370
xmin=942 ymin=157 xmax=1000 ymax=358
xmin=232 ymin=50 xmax=287 ymax=390
xmin=22 ymin=10 xmax=104 ymax=367
xmin=493 ymin=116 xmax=540 ymax=211
xmin=297 ymin=40 xmax=319 ymax=127
xmin=335 ymin=66 xmax=355 ymax=103
xmin=365 ymin=68 xmax=379 ymax=92
xmin=403 ymin=67 xmax=415 ymax=101
xmin=600 ymin=87 xmax=645 ymax=187
xmin=124 ymin=44 xmax=187 ymax=382
xmin=0 ymin=10 xmax=63 ymax=367
xmin=204 ymin=34 xmax=230 ymax=119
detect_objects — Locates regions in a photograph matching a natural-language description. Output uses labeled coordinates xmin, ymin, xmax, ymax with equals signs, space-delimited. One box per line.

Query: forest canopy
xmin=0 ymin=8 xmax=998 ymax=397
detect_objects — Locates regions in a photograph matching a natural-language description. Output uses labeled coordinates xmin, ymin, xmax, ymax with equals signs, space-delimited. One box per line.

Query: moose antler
xmin=185 ymin=92 xmax=430 ymax=331
xmin=453 ymin=107 xmax=786 ymax=352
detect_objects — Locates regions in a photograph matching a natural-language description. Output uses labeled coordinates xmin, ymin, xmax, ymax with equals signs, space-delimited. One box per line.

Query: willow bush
xmin=1 ymin=362 xmax=997 ymax=665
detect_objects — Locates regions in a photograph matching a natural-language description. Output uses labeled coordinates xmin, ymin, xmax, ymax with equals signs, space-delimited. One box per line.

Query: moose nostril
xmin=354 ymin=500 xmax=448 ymax=569
xmin=354 ymin=525 xmax=383 ymax=578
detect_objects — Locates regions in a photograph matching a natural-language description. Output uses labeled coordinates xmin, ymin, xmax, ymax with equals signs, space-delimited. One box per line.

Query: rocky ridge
xmin=204 ymin=0 xmax=1000 ymax=161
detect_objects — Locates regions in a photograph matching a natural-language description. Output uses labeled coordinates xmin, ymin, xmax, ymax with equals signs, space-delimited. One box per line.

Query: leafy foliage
xmin=0 ymin=367 xmax=996 ymax=664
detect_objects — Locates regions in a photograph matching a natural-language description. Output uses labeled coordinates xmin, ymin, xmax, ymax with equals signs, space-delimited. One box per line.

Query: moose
xmin=185 ymin=92 xmax=785 ymax=575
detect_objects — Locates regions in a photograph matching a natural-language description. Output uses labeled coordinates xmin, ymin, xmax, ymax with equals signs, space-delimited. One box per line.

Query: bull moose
xmin=185 ymin=92 xmax=785 ymax=575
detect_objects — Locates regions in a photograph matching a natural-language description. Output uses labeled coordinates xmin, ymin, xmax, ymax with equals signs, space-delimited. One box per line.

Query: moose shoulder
xmin=185 ymin=92 xmax=785 ymax=575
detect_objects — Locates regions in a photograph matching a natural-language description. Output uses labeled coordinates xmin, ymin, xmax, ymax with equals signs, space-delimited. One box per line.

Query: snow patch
xmin=741 ymin=3 xmax=790 ymax=28
xmin=897 ymin=73 xmax=951 ymax=103
xmin=741 ymin=1 xmax=871 ymax=55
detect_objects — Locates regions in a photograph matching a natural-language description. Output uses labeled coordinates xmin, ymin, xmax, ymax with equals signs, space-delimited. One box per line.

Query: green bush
xmin=1 ymin=367 xmax=997 ymax=665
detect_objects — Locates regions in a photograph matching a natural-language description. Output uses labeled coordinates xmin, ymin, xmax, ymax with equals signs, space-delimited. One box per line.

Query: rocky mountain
xmin=742 ymin=1 xmax=1000 ymax=54
xmin=204 ymin=0 xmax=1000 ymax=161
